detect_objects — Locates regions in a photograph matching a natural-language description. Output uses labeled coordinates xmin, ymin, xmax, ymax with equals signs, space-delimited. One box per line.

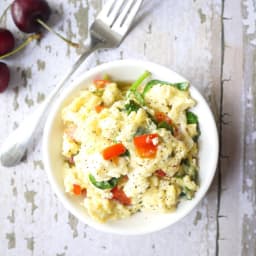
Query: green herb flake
xmin=134 ymin=127 xmax=148 ymax=137
xmin=92 ymin=89 xmax=104 ymax=97
xmin=89 ymin=174 xmax=118 ymax=190
xmin=103 ymin=74 xmax=110 ymax=81
xmin=124 ymin=100 xmax=141 ymax=114
xmin=126 ymin=71 xmax=151 ymax=105
xmin=129 ymin=71 xmax=151 ymax=92
xmin=181 ymin=158 xmax=190 ymax=166
xmin=193 ymin=125 xmax=201 ymax=142
xmin=186 ymin=111 xmax=198 ymax=124
xmin=120 ymin=150 xmax=130 ymax=157
xmin=180 ymin=187 xmax=193 ymax=200
xmin=133 ymin=91 xmax=145 ymax=105
xmin=176 ymin=82 xmax=189 ymax=90
xmin=157 ymin=121 xmax=173 ymax=133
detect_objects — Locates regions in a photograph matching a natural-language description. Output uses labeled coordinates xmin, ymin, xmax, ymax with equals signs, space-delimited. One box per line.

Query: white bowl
xmin=43 ymin=60 xmax=219 ymax=235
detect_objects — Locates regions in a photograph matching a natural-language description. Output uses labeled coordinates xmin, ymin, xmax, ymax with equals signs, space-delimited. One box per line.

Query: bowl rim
xmin=42 ymin=59 xmax=219 ymax=235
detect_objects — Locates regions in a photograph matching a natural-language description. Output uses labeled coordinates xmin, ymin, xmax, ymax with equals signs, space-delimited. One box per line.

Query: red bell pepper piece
xmin=73 ymin=184 xmax=86 ymax=196
xmin=95 ymin=104 xmax=105 ymax=113
xmin=155 ymin=169 xmax=166 ymax=177
xmin=111 ymin=186 xmax=131 ymax=205
xmin=155 ymin=112 xmax=179 ymax=136
xmin=155 ymin=111 xmax=172 ymax=124
xmin=133 ymin=133 xmax=159 ymax=158
xmin=94 ymin=79 xmax=109 ymax=89
xmin=102 ymin=143 xmax=127 ymax=160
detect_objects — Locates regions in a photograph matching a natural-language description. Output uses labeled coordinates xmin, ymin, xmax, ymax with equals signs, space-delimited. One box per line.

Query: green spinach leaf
xmin=142 ymin=79 xmax=189 ymax=96
xmin=157 ymin=121 xmax=173 ymax=133
xmin=89 ymin=174 xmax=118 ymax=190
xmin=186 ymin=111 xmax=198 ymax=124
xmin=124 ymin=100 xmax=141 ymax=114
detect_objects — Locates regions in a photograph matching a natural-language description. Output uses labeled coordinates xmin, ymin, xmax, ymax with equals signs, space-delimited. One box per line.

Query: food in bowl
xmin=61 ymin=71 xmax=200 ymax=223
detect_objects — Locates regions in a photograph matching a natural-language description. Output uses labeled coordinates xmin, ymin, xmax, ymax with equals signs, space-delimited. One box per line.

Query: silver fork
xmin=0 ymin=0 xmax=143 ymax=167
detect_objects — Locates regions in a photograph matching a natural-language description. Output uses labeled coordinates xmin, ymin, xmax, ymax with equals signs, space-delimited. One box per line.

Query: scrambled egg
xmin=61 ymin=76 xmax=200 ymax=222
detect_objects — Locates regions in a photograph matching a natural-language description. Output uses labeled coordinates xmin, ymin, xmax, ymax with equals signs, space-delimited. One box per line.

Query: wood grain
xmin=0 ymin=0 xmax=255 ymax=255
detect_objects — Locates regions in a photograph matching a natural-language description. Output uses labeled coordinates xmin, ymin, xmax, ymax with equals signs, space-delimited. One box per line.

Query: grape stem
xmin=36 ymin=18 xmax=79 ymax=48
xmin=0 ymin=34 xmax=41 ymax=60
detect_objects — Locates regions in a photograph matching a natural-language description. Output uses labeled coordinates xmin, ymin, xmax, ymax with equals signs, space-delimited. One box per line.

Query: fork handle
xmin=0 ymin=44 xmax=100 ymax=167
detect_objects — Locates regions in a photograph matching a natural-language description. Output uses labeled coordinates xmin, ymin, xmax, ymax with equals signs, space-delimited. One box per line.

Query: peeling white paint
xmin=246 ymin=87 xmax=253 ymax=108
xmin=248 ymin=160 xmax=253 ymax=166
xmin=246 ymin=131 xmax=256 ymax=143
xmin=242 ymin=0 xmax=256 ymax=34
xmin=242 ymin=0 xmax=256 ymax=45
xmin=245 ymin=178 xmax=253 ymax=187
xmin=241 ymin=189 xmax=254 ymax=219
xmin=250 ymin=38 xmax=256 ymax=45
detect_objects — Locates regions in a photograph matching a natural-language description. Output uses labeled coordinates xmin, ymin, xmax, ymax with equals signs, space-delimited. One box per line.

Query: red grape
xmin=0 ymin=29 xmax=15 ymax=55
xmin=11 ymin=0 xmax=51 ymax=33
xmin=0 ymin=62 xmax=10 ymax=92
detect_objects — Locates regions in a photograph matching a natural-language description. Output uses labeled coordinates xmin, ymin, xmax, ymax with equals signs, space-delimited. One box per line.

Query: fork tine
xmin=96 ymin=0 xmax=116 ymax=23
xmin=112 ymin=0 xmax=143 ymax=34
xmin=122 ymin=0 xmax=143 ymax=30
xmin=112 ymin=0 xmax=134 ymax=28
xmin=108 ymin=0 xmax=126 ymax=27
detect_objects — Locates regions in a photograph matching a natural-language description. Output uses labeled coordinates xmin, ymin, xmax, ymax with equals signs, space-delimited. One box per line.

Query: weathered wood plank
xmin=240 ymin=0 xmax=256 ymax=254
xmin=217 ymin=0 xmax=244 ymax=254
xmin=0 ymin=0 xmax=225 ymax=255
xmin=218 ymin=0 xmax=256 ymax=255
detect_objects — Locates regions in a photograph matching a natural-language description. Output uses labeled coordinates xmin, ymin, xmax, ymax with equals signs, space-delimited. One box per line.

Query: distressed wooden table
xmin=0 ymin=0 xmax=255 ymax=255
